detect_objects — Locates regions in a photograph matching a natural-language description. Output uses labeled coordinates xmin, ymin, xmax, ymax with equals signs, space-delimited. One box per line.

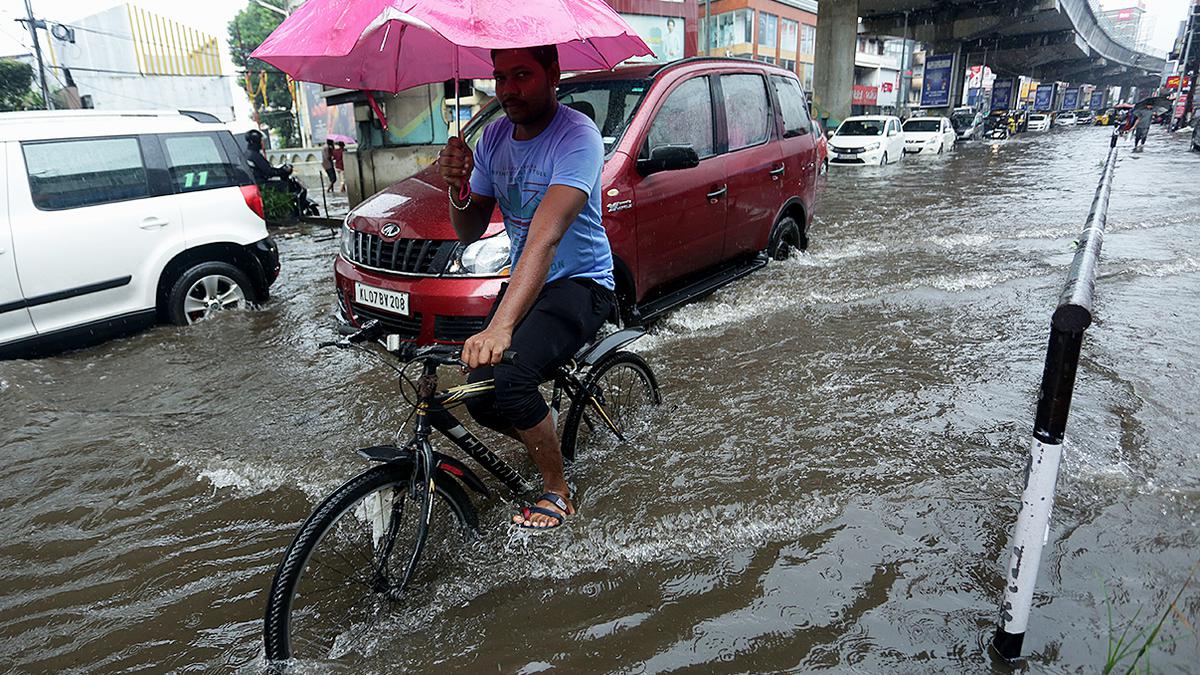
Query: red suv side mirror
xmin=637 ymin=145 xmax=701 ymax=176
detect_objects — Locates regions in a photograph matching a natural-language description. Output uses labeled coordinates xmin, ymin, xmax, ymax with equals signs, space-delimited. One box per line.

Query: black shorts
xmin=465 ymin=277 xmax=614 ymax=431
xmin=325 ymin=166 xmax=337 ymax=183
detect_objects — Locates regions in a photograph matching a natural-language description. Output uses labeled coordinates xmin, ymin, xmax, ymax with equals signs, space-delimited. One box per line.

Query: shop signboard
xmin=1090 ymin=90 xmax=1105 ymax=111
xmin=852 ymin=85 xmax=879 ymax=106
xmin=1061 ymin=88 xmax=1079 ymax=110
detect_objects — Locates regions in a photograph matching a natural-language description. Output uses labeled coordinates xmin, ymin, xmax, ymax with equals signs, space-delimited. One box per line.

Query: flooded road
xmin=2 ymin=127 xmax=1198 ymax=672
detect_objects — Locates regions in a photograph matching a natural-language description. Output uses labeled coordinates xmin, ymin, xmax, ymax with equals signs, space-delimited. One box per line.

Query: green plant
xmin=227 ymin=0 xmax=297 ymax=146
xmin=260 ymin=184 xmax=295 ymax=224
xmin=1102 ymin=561 xmax=1199 ymax=674
xmin=0 ymin=59 xmax=43 ymax=112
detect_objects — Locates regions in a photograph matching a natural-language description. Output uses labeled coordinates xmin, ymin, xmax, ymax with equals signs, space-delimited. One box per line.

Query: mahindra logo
xmin=380 ymin=223 xmax=401 ymax=239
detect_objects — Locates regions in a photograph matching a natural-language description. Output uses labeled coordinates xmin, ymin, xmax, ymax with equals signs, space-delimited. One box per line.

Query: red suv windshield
xmin=463 ymin=78 xmax=651 ymax=155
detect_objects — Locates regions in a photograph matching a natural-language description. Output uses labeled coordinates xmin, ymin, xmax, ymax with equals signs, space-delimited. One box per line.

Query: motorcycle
xmin=264 ymin=164 xmax=320 ymax=218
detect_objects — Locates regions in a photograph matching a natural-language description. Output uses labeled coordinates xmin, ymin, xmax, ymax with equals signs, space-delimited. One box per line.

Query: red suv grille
xmin=349 ymin=231 xmax=456 ymax=275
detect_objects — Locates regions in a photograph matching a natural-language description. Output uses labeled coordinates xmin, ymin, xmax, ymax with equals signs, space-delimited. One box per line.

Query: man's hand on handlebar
xmin=461 ymin=326 xmax=512 ymax=369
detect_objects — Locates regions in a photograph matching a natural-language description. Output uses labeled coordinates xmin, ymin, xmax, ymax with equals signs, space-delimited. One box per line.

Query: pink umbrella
xmin=251 ymin=0 xmax=652 ymax=93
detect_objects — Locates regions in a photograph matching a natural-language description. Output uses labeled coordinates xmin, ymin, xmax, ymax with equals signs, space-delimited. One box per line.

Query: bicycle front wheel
xmin=561 ymin=351 xmax=662 ymax=461
xmin=263 ymin=461 xmax=477 ymax=662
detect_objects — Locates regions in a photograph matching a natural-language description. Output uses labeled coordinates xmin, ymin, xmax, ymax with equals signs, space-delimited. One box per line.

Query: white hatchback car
xmin=1027 ymin=113 xmax=1052 ymax=131
xmin=1054 ymin=112 xmax=1077 ymax=127
xmin=902 ymin=116 xmax=956 ymax=154
xmin=1 ymin=110 xmax=280 ymax=359
xmin=828 ymin=115 xmax=905 ymax=166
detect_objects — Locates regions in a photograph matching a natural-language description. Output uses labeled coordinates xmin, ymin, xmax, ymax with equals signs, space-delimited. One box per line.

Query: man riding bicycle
xmin=437 ymin=45 xmax=614 ymax=530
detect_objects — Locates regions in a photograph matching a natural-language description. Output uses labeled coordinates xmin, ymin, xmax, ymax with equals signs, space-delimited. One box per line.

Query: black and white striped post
xmin=991 ymin=142 xmax=1119 ymax=661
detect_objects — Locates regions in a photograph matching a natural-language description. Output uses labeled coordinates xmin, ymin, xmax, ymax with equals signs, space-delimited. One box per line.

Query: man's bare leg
xmin=512 ymin=412 xmax=574 ymax=527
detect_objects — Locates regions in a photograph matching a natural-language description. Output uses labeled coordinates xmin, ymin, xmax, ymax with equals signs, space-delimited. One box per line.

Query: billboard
xmin=919 ymin=53 xmax=955 ymax=107
xmin=1090 ymin=90 xmax=1106 ymax=110
xmin=1034 ymin=83 xmax=1055 ymax=111
xmin=991 ymin=77 xmax=1015 ymax=111
xmin=620 ymin=13 xmax=685 ymax=62
xmin=1061 ymin=88 xmax=1079 ymax=110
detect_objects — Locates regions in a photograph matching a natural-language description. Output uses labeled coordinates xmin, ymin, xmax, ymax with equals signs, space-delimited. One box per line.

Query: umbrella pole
xmin=453 ymin=46 xmax=469 ymax=201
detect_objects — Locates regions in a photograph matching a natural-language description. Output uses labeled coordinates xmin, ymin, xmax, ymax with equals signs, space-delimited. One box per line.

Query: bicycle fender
xmin=355 ymin=445 xmax=413 ymax=463
xmin=432 ymin=452 xmax=491 ymax=498
xmin=575 ymin=328 xmax=645 ymax=366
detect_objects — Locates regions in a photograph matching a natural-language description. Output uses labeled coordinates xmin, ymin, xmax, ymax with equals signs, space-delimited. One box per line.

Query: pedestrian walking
xmin=333 ymin=141 xmax=346 ymax=192
xmin=1129 ymin=102 xmax=1153 ymax=151
xmin=321 ymin=138 xmax=337 ymax=191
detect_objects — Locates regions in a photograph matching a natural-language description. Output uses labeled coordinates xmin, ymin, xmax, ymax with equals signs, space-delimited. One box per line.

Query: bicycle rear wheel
xmin=561 ymin=351 xmax=661 ymax=461
xmin=263 ymin=461 xmax=477 ymax=662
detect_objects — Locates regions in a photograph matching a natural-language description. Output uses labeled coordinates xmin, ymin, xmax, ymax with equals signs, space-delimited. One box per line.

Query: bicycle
xmin=262 ymin=320 xmax=661 ymax=661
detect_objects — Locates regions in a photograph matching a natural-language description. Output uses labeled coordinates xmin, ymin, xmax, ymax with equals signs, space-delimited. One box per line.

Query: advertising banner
xmin=620 ymin=13 xmax=684 ymax=62
xmin=1061 ymin=88 xmax=1079 ymax=110
xmin=1034 ymin=83 xmax=1055 ymax=111
xmin=852 ymin=85 xmax=879 ymax=106
xmin=991 ymin=77 xmax=1014 ymax=111
xmin=919 ymin=53 xmax=954 ymax=107
xmin=1090 ymin=90 xmax=1105 ymax=111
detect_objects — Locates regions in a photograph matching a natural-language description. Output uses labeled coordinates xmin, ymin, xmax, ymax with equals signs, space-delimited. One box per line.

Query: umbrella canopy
xmin=250 ymin=0 xmax=653 ymax=93
xmin=324 ymin=133 xmax=356 ymax=144
xmin=1133 ymin=95 xmax=1171 ymax=112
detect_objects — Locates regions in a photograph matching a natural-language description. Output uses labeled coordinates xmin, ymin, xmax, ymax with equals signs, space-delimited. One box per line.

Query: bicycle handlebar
xmin=319 ymin=320 xmax=517 ymax=367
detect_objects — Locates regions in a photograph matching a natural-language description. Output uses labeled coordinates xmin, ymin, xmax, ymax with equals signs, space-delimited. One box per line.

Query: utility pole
xmin=899 ymin=11 xmax=910 ymax=118
xmin=21 ymin=0 xmax=51 ymax=110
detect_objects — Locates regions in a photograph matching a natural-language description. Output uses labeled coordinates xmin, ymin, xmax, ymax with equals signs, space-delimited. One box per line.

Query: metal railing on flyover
xmin=991 ymin=134 xmax=1119 ymax=662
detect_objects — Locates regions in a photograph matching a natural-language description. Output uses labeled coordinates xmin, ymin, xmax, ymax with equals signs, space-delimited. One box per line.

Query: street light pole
xmin=22 ymin=0 xmax=51 ymax=110
xmin=899 ymin=11 xmax=910 ymax=117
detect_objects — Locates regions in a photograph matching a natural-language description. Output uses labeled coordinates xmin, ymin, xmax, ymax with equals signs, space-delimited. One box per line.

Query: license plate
xmin=836 ymin=153 xmax=856 ymax=160
xmin=355 ymin=282 xmax=409 ymax=315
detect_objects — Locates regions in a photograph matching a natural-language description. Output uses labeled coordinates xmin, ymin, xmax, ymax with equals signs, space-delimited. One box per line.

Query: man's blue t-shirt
xmin=469 ymin=104 xmax=615 ymax=290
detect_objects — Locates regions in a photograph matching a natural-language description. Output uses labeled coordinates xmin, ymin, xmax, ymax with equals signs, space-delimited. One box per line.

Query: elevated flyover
xmin=813 ymin=0 xmax=1167 ymax=124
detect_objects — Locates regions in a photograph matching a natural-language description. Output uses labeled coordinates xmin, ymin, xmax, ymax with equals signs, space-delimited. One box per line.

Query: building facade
xmin=38 ymin=4 xmax=234 ymax=120
xmin=698 ymin=0 xmax=818 ymax=89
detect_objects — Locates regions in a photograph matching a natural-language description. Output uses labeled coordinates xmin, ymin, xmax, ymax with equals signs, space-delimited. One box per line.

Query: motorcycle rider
xmin=243 ymin=129 xmax=314 ymax=216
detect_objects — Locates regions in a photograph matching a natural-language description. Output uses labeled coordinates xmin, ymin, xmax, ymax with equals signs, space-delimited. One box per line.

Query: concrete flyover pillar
xmin=813 ymin=0 xmax=858 ymax=130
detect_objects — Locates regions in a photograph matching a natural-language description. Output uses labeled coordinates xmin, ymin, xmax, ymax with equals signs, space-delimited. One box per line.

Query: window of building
xmin=781 ymin=18 xmax=799 ymax=57
xmin=720 ymin=73 xmax=770 ymax=151
xmin=161 ymin=133 xmax=240 ymax=193
xmin=758 ymin=12 xmax=778 ymax=50
xmin=713 ymin=9 xmax=753 ymax=49
xmin=781 ymin=58 xmax=797 ymax=72
xmin=755 ymin=55 xmax=776 ymax=65
xmin=23 ymin=137 xmax=149 ymax=210
xmin=771 ymin=75 xmax=811 ymax=137
xmin=800 ymin=62 xmax=814 ymax=91
xmin=646 ymin=77 xmax=715 ymax=159
xmin=800 ymin=24 xmax=816 ymax=56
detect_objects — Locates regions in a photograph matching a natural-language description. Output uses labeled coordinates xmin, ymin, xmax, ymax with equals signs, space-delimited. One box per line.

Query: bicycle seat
xmin=571 ymin=328 xmax=645 ymax=367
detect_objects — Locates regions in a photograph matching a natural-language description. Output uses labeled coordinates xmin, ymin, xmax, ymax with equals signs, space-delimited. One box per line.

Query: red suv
xmin=335 ymin=57 xmax=818 ymax=343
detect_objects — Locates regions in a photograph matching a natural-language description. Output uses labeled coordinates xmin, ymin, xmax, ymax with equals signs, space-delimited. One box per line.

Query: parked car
xmin=335 ymin=58 xmax=819 ymax=341
xmin=950 ymin=108 xmax=984 ymax=140
xmin=0 ymin=110 xmax=280 ymax=359
xmin=1095 ymin=109 xmax=1113 ymax=126
xmin=1054 ymin=111 xmax=1078 ymax=127
xmin=1027 ymin=113 xmax=1052 ymax=131
xmin=1075 ymin=110 xmax=1095 ymax=125
xmin=902 ymin=116 xmax=956 ymax=154
xmin=828 ymin=115 xmax=905 ymax=166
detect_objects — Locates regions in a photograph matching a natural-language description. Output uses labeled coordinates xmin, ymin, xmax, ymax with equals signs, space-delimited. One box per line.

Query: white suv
xmin=1 ymin=110 xmax=280 ymax=359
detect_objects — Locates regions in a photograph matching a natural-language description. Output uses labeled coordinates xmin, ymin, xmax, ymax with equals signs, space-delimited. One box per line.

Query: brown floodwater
xmin=2 ymin=126 xmax=1198 ymax=673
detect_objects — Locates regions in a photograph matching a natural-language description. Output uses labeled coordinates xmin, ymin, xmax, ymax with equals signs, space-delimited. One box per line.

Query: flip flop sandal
xmin=513 ymin=492 xmax=569 ymax=531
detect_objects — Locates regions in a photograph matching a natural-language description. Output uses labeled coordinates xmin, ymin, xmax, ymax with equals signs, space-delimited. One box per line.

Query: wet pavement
xmin=2 ymin=126 xmax=1198 ymax=672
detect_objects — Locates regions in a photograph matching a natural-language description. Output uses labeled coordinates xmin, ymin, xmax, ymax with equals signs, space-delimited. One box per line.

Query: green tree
xmin=0 ymin=59 xmax=43 ymax=112
xmin=228 ymin=0 xmax=297 ymax=146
